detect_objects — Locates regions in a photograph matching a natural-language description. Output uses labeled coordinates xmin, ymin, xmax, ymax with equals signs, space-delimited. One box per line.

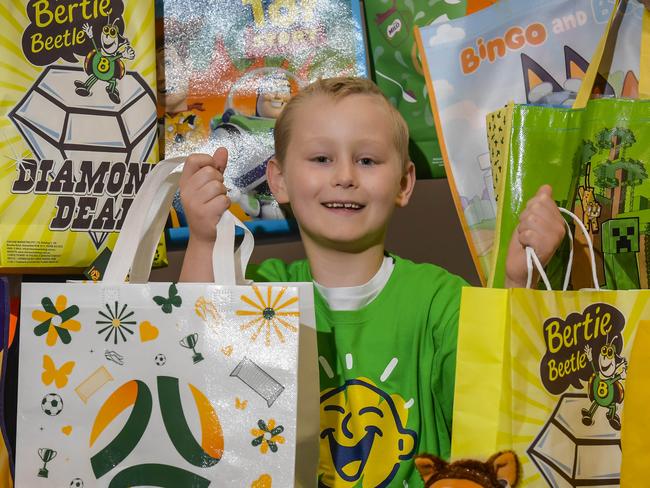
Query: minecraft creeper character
xmin=602 ymin=218 xmax=641 ymax=290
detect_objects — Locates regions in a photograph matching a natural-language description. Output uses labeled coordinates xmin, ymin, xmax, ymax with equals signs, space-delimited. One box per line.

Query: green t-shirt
xmin=250 ymin=254 xmax=467 ymax=488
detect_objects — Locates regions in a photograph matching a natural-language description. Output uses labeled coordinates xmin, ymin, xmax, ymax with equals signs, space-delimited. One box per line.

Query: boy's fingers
xmin=517 ymin=230 xmax=552 ymax=261
xmin=537 ymin=184 xmax=553 ymax=198
xmin=202 ymin=194 xmax=231 ymax=217
xmin=519 ymin=207 xmax=549 ymax=229
xmin=524 ymin=192 xmax=562 ymax=222
xmin=195 ymin=180 xmax=228 ymax=204
xmin=182 ymin=148 xmax=228 ymax=179
xmin=519 ymin=210 xmax=564 ymax=239
xmin=181 ymin=153 xmax=217 ymax=184
xmin=192 ymin=166 xmax=225 ymax=186
xmin=212 ymin=147 xmax=228 ymax=174
xmin=181 ymin=167 xmax=224 ymax=199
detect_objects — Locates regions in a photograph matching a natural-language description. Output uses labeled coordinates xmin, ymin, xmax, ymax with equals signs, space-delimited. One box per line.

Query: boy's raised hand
xmin=505 ymin=185 xmax=566 ymax=288
xmin=179 ymin=147 xmax=230 ymax=244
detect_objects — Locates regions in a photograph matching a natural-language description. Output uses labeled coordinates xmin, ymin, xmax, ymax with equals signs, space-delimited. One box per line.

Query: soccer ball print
xmin=41 ymin=393 xmax=63 ymax=417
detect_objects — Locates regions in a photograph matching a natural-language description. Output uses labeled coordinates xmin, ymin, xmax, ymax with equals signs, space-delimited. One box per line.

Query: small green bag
xmin=363 ymin=0 xmax=496 ymax=178
xmin=489 ymin=1 xmax=650 ymax=290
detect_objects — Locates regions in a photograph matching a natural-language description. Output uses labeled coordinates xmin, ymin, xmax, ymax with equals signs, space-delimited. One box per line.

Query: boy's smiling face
xmin=268 ymin=93 xmax=415 ymax=252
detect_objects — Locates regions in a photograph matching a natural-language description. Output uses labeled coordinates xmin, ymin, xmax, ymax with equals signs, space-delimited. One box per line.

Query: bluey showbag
xmin=415 ymin=0 xmax=644 ymax=284
xmin=14 ymin=158 xmax=319 ymax=486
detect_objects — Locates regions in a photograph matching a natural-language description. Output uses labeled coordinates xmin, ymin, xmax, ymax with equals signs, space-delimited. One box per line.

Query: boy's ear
xmin=395 ymin=161 xmax=416 ymax=208
xmin=266 ymin=157 xmax=289 ymax=204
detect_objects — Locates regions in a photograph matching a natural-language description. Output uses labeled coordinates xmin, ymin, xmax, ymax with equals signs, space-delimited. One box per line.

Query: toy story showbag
xmin=415 ymin=0 xmax=644 ymax=284
xmin=156 ymin=0 xmax=368 ymax=246
xmin=363 ymin=0 xmax=496 ymax=179
xmin=487 ymin=1 xmax=650 ymax=290
xmin=14 ymin=157 xmax=320 ymax=487
xmin=452 ymin=211 xmax=650 ymax=487
xmin=0 ymin=0 xmax=167 ymax=273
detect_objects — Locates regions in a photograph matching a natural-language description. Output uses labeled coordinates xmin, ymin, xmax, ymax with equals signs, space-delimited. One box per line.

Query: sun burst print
xmin=236 ymin=286 xmax=299 ymax=347
xmin=96 ymin=301 xmax=136 ymax=344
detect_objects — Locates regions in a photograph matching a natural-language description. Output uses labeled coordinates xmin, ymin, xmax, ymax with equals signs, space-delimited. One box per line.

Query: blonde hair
xmin=274 ymin=77 xmax=410 ymax=169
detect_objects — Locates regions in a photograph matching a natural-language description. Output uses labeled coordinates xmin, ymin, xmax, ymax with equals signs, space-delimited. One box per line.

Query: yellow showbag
xmin=0 ymin=0 xmax=167 ymax=273
xmin=453 ymin=210 xmax=650 ymax=487
xmin=620 ymin=320 xmax=650 ymax=486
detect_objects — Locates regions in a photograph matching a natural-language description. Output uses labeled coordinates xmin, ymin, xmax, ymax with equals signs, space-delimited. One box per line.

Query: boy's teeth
xmin=325 ymin=202 xmax=362 ymax=209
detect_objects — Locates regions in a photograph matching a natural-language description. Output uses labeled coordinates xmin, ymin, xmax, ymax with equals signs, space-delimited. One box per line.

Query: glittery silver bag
xmin=15 ymin=158 xmax=319 ymax=487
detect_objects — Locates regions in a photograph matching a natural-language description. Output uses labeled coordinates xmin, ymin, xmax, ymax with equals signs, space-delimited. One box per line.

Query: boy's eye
xmin=358 ymin=157 xmax=375 ymax=166
xmin=312 ymin=156 xmax=329 ymax=163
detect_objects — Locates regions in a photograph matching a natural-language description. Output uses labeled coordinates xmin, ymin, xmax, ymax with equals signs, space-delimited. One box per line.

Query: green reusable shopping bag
xmin=488 ymin=1 xmax=650 ymax=290
xmin=363 ymin=0 xmax=496 ymax=178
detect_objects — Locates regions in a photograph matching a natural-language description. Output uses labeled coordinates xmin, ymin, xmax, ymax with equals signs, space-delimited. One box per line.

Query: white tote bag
xmin=15 ymin=158 xmax=319 ymax=487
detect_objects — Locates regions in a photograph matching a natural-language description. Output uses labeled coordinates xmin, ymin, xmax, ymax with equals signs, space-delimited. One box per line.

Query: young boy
xmin=179 ymin=78 xmax=565 ymax=487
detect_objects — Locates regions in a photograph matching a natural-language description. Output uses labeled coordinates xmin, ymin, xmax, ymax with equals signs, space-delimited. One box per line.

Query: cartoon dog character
xmin=522 ymin=46 xmax=615 ymax=106
xmin=415 ymin=450 xmax=519 ymax=488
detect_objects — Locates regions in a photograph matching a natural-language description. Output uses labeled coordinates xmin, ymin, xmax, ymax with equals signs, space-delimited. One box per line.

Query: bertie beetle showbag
xmin=453 ymin=213 xmax=650 ymax=487
xmin=415 ymin=0 xmax=644 ymax=284
xmin=0 ymin=0 xmax=167 ymax=273
xmin=455 ymin=286 xmax=650 ymax=486
xmin=14 ymin=158 xmax=319 ymax=486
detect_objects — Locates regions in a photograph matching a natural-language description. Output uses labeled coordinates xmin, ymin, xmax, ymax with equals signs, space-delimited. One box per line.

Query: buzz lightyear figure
xmin=75 ymin=20 xmax=135 ymax=104
xmin=212 ymin=69 xmax=297 ymax=220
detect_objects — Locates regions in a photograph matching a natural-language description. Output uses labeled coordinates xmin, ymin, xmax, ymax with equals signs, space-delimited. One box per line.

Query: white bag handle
xmin=526 ymin=207 xmax=600 ymax=291
xmin=103 ymin=157 xmax=254 ymax=285
xmin=213 ymin=210 xmax=254 ymax=286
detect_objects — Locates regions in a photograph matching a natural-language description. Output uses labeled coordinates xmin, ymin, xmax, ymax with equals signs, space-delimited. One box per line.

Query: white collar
xmin=313 ymin=256 xmax=395 ymax=311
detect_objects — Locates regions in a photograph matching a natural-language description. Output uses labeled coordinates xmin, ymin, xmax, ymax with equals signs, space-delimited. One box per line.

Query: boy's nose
xmin=331 ymin=160 xmax=358 ymax=188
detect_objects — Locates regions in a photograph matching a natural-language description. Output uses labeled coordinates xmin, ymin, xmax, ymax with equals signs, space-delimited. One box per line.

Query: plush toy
xmin=414 ymin=451 xmax=519 ymax=488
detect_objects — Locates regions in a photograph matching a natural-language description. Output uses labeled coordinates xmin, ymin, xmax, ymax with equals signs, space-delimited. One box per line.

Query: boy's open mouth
xmin=322 ymin=202 xmax=365 ymax=210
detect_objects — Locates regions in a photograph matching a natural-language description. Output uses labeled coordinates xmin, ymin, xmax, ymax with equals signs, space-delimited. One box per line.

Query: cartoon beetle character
xmin=582 ymin=339 xmax=627 ymax=430
xmin=414 ymin=451 xmax=520 ymax=488
xmin=75 ymin=20 xmax=135 ymax=104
